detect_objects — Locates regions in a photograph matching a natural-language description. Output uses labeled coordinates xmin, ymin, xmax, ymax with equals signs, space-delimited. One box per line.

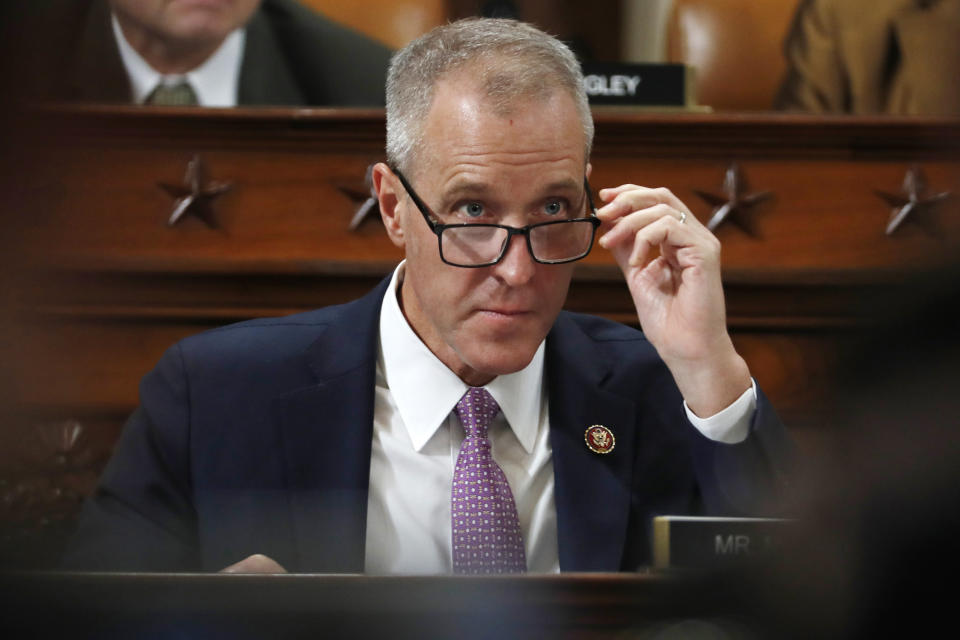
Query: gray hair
xmin=385 ymin=17 xmax=594 ymax=175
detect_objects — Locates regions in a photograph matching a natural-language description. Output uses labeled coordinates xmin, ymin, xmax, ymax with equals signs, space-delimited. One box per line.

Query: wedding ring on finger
xmin=677 ymin=210 xmax=687 ymax=224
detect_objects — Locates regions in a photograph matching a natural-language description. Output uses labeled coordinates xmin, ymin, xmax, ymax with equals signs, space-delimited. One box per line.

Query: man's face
xmin=110 ymin=0 xmax=260 ymax=45
xmin=385 ymin=79 xmax=589 ymax=386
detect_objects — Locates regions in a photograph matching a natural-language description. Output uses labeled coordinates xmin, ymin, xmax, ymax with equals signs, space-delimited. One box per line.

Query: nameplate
xmin=652 ymin=516 xmax=791 ymax=569
xmin=581 ymin=62 xmax=691 ymax=107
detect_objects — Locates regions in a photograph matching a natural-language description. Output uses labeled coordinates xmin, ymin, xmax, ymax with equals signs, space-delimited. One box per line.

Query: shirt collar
xmin=111 ymin=13 xmax=245 ymax=107
xmin=379 ymin=262 xmax=545 ymax=454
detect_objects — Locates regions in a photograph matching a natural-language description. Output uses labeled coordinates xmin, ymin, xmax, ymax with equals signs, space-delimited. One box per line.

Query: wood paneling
xmin=7 ymin=107 xmax=959 ymax=404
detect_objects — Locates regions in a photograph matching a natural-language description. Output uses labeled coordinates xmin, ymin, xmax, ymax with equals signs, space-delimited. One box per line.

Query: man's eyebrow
xmin=541 ymin=178 xmax=582 ymax=195
xmin=441 ymin=181 xmax=492 ymax=198
xmin=442 ymin=177 xmax=583 ymax=200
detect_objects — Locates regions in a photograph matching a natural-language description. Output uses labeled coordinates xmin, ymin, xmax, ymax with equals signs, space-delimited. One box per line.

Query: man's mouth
xmin=479 ymin=307 xmax=531 ymax=317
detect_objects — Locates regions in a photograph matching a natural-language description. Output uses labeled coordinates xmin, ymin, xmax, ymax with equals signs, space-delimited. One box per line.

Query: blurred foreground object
xmin=740 ymin=267 xmax=960 ymax=638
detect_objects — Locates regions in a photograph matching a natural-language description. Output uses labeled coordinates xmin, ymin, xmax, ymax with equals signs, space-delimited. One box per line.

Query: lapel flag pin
xmin=584 ymin=425 xmax=615 ymax=454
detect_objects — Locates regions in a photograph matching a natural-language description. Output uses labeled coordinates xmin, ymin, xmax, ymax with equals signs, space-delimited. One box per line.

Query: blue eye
xmin=543 ymin=199 xmax=566 ymax=216
xmin=458 ymin=202 xmax=485 ymax=218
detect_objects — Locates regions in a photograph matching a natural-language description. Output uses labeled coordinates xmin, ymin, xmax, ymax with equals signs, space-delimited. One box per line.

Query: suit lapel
xmin=272 ymin=279 xmax=389 ymax=572
xmin=547 ymin=314 xmax=637 ymax=571
xmin=273 ymin=285 xmax=638 ymax=572
xmin=70 ymin=0 xmax=132 ymax=102
xmin=238 ymin=8 xmax=306 ymax=106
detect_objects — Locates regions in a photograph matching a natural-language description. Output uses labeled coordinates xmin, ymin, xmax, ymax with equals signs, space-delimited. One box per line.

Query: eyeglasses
xmin=392 ymin=168 xmax=601 ymax=268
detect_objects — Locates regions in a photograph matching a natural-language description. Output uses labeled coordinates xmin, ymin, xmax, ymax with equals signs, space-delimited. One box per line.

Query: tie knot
xmin=455 ymin=387 xmax=500 ymax=439
xmin=146 ymin=79 xmax=198 ymax=106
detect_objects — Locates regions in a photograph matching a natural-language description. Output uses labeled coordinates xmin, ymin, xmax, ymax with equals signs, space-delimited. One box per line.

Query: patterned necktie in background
xmin=146 ymin=79 xmax=198 ymax=106
xmin=451 ymin=387 xmax=527 ymax=574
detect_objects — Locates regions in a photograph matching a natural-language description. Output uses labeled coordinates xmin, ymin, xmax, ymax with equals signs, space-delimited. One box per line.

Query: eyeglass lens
xmin=441 ymin=220 xmax=595 ymax=266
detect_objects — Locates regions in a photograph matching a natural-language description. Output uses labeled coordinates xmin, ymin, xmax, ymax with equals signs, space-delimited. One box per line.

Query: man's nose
xmin=493 ymin=233 xmax=536 ymax=285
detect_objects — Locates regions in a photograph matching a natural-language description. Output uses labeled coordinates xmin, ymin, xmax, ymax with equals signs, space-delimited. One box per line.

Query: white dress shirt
xmin=111 ymin=14 xmax=245 ymax=107
xmin=364 ymin=263 xmax=756 ymax=574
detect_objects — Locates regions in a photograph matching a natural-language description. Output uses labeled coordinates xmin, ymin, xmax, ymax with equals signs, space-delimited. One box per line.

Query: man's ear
xmin=372 ymin=162 xmax=405 ymax=249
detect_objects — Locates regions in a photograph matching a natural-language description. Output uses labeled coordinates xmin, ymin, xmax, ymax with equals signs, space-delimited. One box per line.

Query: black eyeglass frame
xmin=391 ymin=167 xmax=601 ymax=268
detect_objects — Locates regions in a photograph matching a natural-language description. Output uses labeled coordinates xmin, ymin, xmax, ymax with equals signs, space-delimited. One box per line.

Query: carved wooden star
xmin=874 ymin=165 xmax=952 ymax=236
xmin=339 ymin=164 xmax=380 ymax=231
xmin=693 ymin=163 xmax=773 ymax=235
xmin=158 ymin=155 xmax=232 ymax=228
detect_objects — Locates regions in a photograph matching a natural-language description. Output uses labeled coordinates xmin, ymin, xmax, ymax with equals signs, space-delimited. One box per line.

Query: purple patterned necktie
xmin=451 ymin=387 xmax=527 ymax=574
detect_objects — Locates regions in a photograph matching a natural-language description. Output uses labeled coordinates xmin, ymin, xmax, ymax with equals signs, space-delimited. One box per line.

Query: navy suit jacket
xmin=65 ymin=277 xmax=792 ymax=572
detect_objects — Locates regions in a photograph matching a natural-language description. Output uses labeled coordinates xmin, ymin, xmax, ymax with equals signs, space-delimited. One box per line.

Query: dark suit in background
xmin=63 ymin=277 xmax=792 ymax=573
xmin=16 ymin=0 xmax=391 ymax=106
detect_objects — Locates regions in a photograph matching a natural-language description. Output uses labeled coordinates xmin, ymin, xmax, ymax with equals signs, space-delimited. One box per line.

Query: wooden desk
xmin=2 ymin=107 xmax=958 ymax=566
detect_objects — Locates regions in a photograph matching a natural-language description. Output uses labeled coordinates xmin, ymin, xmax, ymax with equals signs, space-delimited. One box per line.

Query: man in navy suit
xmin=65 ymin=18 xmax=791 ymax=574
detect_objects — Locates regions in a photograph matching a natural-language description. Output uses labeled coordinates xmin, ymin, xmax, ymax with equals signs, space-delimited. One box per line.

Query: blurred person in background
xmin=12 ymin=0 xmax=391 ymax=107
xmin=775 ymin=0 xmax=960 ymax=115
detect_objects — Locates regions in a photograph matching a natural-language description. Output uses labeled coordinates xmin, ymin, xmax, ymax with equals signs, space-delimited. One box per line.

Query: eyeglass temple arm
xmin=583 ymin=177 xmax=598 ymax=215
xmin=390 ymin=167 xmax=441 ymax=233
